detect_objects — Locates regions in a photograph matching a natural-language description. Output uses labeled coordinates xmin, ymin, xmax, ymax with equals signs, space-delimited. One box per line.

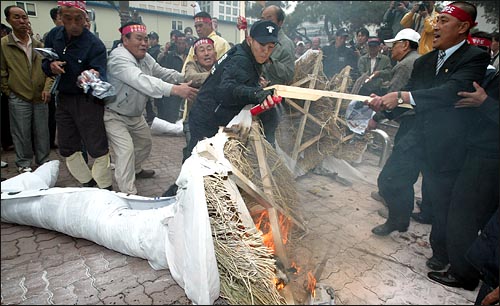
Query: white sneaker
xmin=1 ymin=161 xmax=7 ymax=168
xmin=17 ymin=166 xmax=32 ymax=173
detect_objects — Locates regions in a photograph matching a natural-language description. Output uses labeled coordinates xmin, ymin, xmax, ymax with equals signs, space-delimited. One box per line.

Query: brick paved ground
xmin=1 ymin=132 xmax=479 ymax=305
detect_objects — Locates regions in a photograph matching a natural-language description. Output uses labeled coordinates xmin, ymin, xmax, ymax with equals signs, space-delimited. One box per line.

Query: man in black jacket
xmin=186 ymin=20 xmax=280 ymax=158
xmin=161 ymin=20 xmax=280 ymax=197
xmin=156 ymin=32 xmax=189 ymax=123
xmin=366 ymin=1 xmax=490 ymax=277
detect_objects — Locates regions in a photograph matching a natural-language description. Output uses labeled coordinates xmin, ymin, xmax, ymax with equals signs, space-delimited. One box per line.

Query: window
xmin=172 ymin=20 xmax=183 ymax=31
xmin=15 ymin=2 xmax=37 ymax=17
xmin=233 ymin=8 xmax=237 ymax=15
xmin=181 ymin=1 xmax=187 ymax=6
xmin=219 ymin=6 xmax=224 ymax=14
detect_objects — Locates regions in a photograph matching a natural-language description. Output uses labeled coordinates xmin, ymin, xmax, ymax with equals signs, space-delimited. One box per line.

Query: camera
xmin=418 ymin=1 xmax=429 ymax=11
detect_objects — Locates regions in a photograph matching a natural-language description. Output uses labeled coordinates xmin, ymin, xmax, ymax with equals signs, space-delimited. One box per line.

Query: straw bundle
xmin=204 ymin=174 xmax=286 ymax=305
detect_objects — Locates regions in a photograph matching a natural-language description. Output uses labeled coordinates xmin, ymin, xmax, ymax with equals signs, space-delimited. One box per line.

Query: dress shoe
xmin=411 ymin=212 xmax=432 ymax=224
xmin=162 ymin=183 xmax=178 ymax=197
xmin=82 ymin=178 xmax=97 ymax=188
xmin=136 ymin=169 xmax=155 ymax=179
xmin=426 ymin=257 xmax=448 ymax=271
xmin=427 ymin=271 xmax=478 ymax=291
xmin=371 ymin=221 xmax=408 ymax=236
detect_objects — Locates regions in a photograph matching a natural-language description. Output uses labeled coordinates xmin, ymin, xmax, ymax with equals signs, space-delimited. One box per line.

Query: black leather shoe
xmin=426 ymin=257 xmax=448 ymax=271
xmin=136 ymin=169 xmax=155 ymax=179
xmin=411 ymin=212 xmax=432 ymax=224
xmin=82 ymin=178 xmax=97 ymax=188
xmin=427 ymin=271 xmax=478 ymax=291
xmin=371 ymin=222 xmax=408 ymax=236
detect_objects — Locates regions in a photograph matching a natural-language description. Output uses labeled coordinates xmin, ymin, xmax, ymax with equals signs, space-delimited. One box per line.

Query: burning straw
xmin=204 ymin=174 xmax=286 ymax=305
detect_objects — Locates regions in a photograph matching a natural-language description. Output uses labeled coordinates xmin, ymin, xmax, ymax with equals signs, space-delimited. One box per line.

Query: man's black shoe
xmin=427 ymin=271 xmax=478 ymax=291
xmin=371 ymin=191 xmax=386 ymax=205
xmin=82 ymin=178 xmax=97 ymax=188
xmin=371 ymin=222 xmax=408 ymax=236
xmin=426 ymin=257 xmax=448 ymax=271
xmin=136 ymin=169 xmax=155 ymax=179
xmin=411 ymin=212 xmax=432 ymax=224
xmin=162 ymin=183 xmax=178 ymax=197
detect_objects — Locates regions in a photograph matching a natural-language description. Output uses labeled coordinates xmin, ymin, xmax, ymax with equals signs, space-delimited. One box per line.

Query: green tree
xmin=284 ymin=1 xmax=390 ymax=41
xmin=467 ymin=1 xmax=499 ymax=28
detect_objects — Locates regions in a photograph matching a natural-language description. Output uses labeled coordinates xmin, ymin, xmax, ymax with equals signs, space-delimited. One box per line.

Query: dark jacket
xmin=322 ymin=44 xmax=358 ymax=78
xmin=404 ymin=43 xmax=490 ymax=172
xmin=189 ymin=41 xmax=264 ymax=138
xmin=147 ymin=44 xmax=161 ymax=62
xmin=466 ymin=69 xmax=499 ymax=157
xmin=42 ymin=26 xmax=108 ymax=95
xmin=158 ymin=48 xmax=187 ymax=73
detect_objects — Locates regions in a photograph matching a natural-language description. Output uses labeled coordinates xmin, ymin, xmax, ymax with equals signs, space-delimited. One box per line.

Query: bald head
xmin=261 ymin=5 xmax=285 ymax=28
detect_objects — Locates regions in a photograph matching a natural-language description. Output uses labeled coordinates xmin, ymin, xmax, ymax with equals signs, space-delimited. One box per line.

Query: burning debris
xmin=307 ymin=282 xmax=336 ymax=305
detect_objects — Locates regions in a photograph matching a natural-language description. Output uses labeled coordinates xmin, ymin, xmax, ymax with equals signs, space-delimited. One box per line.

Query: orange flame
xmin=307 ymin=271 xmax=317 ymax=298
xmin=291 ymin=261 xmax=301 ymax=274
xmin=253 ymin=210 xmax=292 ymax=253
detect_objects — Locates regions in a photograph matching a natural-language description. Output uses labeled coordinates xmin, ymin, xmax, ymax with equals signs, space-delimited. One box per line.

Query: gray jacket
xmin=262 ymin=30 xmax=295 ymax=85
xmin=105 ymin=44 xmax=184 ymax=116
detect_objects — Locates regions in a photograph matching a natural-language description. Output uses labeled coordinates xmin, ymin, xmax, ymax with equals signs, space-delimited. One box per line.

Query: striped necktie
xmin=436 ymin=50 xmax=446 ymax=75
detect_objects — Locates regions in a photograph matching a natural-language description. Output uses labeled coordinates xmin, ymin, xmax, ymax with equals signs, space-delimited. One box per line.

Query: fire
xmin=307 ymin=271 xmax=317 ymax=298
xmin=253 ymin=210 xmax=292 ymax=253
xmin=291 ymin=261 xmax=301 ymax=274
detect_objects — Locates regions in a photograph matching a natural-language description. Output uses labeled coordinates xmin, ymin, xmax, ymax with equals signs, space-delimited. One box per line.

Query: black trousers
xmin=56 ymin=93 xmax=109 ymax=158
xmin=447 ymin=153 xmax=499 ymax=283
xmin=423 ymin=165 xmax=460 ymax=264
xmin=1 ymin=93 xmax=13 ymax=150
xmin=378 ymin=117 xmax=420 ymax=226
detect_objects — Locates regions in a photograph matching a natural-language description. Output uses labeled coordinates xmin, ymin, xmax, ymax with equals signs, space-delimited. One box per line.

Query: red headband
xmin=470 ymin=37 xmax=492 ymax=48
xmin=193 ymin=38 xmax=214 ymax=50
xmin=441 ymin=4 xmax=478 ymax=28
xmin=58 ymin=1 xmax=86 ymax=12
xmin=194 ymin=17 xmax=211 ymax=23
xmin=120 ymin=24 xmax=147 ymax=35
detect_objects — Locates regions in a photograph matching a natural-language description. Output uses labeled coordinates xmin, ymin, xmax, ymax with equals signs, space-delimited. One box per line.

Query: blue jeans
xmin=8 ymin=93 xmax=50 ymax=167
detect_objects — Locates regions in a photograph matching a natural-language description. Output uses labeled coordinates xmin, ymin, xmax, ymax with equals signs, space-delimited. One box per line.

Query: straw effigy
xmin=200 ymin=131 xmax=301 ymax=305
xmin=276 ymin=50 xmax=372 ymax=174
xmin=204 ymin=173 xmax=286 ymax=305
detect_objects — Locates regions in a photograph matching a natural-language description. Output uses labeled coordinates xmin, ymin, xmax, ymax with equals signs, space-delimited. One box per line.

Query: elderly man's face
xmin=261 ymin=6 xmax=282 ymax=27
xmin=6 ymin=7 xmax=29 ymax=35
xmin=123 ymin=31 xmax=149 ymax=60
xmin=61 ymin=6 xmax=86 ymax=37
xmin=194 ymin=43 xmax=217 ymax=70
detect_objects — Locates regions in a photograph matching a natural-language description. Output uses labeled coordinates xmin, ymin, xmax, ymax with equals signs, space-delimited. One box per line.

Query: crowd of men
xmin=0 ymin=1 xmax=498 ymax=304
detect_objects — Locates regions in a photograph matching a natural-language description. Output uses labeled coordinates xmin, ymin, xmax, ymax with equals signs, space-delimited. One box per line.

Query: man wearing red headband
xmin=366 ymin=1 xmax=490 ymax=288
xmin=42 ymin=0 xmax=113 ymax=190
xmin=181 ymin=11 xmax=230 ymax=73
xmin=104 ymin=21 xmax=198 ymax=195
xmin=435 ymin=31 xmax=498 ymax=296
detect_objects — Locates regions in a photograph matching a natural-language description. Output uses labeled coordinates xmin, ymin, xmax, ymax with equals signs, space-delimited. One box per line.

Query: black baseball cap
xmin=336 ymin=28 xmax=349 ymax=37
xmin=148 ymin=31 xmax=159 ymax=40
xmin=250 ymin=20 xmax=279 ymax=44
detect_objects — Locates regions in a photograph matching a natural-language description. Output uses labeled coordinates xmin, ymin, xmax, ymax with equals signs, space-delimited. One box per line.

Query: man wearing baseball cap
xmin=162 ymin=20 xmax=280 ymax=197
xmin=322 ymin=27 xmax=358 ymax=78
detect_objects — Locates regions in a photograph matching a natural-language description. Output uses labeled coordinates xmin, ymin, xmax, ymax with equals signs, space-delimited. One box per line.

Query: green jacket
xmin=1 ymin=34 xmax=53 ymax=103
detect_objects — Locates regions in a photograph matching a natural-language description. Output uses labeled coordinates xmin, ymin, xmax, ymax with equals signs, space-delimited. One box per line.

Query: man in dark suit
xmin=366 ymin=1 xmax=490 ymax=281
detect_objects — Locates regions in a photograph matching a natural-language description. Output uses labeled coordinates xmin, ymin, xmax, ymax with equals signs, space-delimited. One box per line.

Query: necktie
xmin=436 ymin=50 xmax=446 ymax=75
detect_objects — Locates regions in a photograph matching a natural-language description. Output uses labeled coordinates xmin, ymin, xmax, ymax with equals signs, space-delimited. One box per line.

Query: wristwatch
xmin=397 ymin=91 xmax=404 ymax=104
